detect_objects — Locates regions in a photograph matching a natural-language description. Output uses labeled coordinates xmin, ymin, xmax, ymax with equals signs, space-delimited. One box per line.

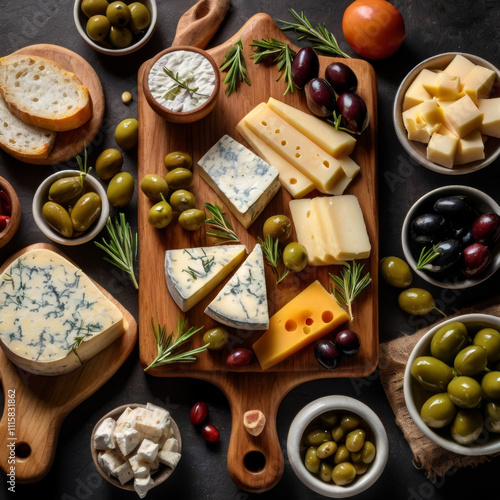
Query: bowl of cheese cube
xmin=393 ymin=52 xmax=500 ymax=174
xmin=91 ymin=403 xmax=182 ymax=498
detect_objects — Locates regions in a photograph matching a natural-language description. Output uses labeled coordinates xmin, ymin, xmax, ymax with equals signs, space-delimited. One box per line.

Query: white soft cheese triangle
xmin=165 ymin=244 xmax=247 ymax=312
xmin=204 ymin=243 xmax=269 ymax=330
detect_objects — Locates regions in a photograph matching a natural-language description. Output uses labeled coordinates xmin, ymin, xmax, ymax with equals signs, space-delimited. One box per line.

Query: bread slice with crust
xmin=0 ymin=93 xmax=56 ymax=161
xmin=0 ymin=54 xmax=92 ymax=132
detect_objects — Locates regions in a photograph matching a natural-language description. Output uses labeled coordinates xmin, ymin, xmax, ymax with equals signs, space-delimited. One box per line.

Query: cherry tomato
xmin=342 ymin=0 xmax=405 ymax=59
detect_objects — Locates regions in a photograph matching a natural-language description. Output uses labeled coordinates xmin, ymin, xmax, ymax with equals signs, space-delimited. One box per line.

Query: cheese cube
xmin=455 ymin=130 xmax=485 ymax=165
xmin=115 ymin=462 xmax=134 ymax=485
xmin=137 ymin=439 xmax=159 ymax=463
xmin=427 ymin=132 xmax=459 ymax=168
xmin=402 ymin=105 xmax=431 ymax=143
xmin=161 ymin=437 xmax=179 ymax=453
xmin=442 ymin=94 xmax=483 ymax=138
xmin=478 ymin=97 xmax=500 ymax=138
xmin=129 ymin=453 xmax=151 ymax=478
xmin=426 ymin=72 xmax=462 ymax=99
xmin=134 ymin=476 xmax=154 ymax=499
xmin=98 ymin=450 xmax=125 ymax=477
xmin=403 ymin=69 xmax=434 ymax=110
xmin=462 ymin=65 xmax=496 ymax=102
xmin=93 ymin=417 xmax=117 ymax=451
xmin=419 ymin=99 xmax=444 ymax=134
xmin=158 ymin=450 xmax=181 ymax=469
xmin=133 ymin=408 xmax=164 ymax=441
xmin=444 ymin=54 xmax=476 ymax=83
xmin=114 ymin=422 xmax=141 ymax=456
xmin=318 ymin=155 xmax=361 ymax=196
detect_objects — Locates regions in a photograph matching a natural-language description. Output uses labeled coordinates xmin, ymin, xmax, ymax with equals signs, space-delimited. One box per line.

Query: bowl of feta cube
xmin=393 ymin=52 xmax=500 ymax=174
xmin=91 ymin=403 xmax=182 ymax=498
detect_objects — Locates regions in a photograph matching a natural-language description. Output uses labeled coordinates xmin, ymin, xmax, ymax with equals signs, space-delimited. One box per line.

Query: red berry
xmin=189 ymin=402 xmax=208 ymax=425
xmin=201 ymin=423 xmax=220 ymax=443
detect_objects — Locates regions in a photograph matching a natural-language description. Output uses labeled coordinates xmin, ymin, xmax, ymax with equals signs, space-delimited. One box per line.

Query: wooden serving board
xmin=137 ymin=3 xmax=378 ymax=493
xmin=5 ymin=44 xmax=105 ymax=165
xmin=0 ymin=243 xmax=137 ymax=484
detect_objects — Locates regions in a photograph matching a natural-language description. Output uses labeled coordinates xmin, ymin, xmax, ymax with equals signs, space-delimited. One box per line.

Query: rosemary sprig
xmin=161 ymin=65 xmax=208 ymax=100
xmin=277 ymin=9 xmax=350 ymax=58
xmin=220 ymin=39 xmax=251 ymax=96
xmin=75 ymin=142 xmax=91 ymax=185
xmin=416 ymin=244 xmax=440 ymax=270
xmin=329 ymin=261 xmax=372 ymax=321
xmin=204 ymin=202 xmax=241 ymax=243
xmin=94 ymin=213 xmax=138 ymax=289
xmin=144 ymin=316 xmax=208 ymax=371
xmin=250 ymin=38 xmax=297 ymax=95
xmin=258 ymin=234 xmax=290 ymax=284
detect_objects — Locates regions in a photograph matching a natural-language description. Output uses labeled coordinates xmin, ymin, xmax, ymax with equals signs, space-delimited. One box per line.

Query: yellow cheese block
xmin=403 ymin=69 xmax=434 ymax=111
xmin=244 ymin=104 xmax=344 ymax=190
xmin=266 ymin=97 xmax=356 ymax=158
xmin=423 ymin=72 xmax=462 ymax=100
xmin=462 ymin=65 xmax=496 ymax=103
xmin=455 ymin=129 xmax=485 ymax=165
xmin=252 ymin=280 xmax=349 ymax=370
xmin=444 ymin=54 xmax=476 ymax=84
xmin=478 ymin=97 xmax=500 ymax=138
xmin=318 ymin=156 xmax=361 ymax=195
xmin=402 ymin=104 xmax=431 ymax=143
xmin=442 ymin=94 xmax=483 ymax=138
xmin=427 ymin=131 xmax=459 ymax=168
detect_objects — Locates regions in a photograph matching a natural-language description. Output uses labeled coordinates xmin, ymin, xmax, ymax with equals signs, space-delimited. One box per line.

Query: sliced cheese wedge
xmin=164 ymin=244 xmax=247 ymax=312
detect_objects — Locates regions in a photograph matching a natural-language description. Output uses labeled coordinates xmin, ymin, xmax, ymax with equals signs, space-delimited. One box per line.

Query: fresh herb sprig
xmin=258 ymin=234 xmax=290 ymax=284
xmin=204 ymin=202 xmax=241 ymax=243
xmin=95 ymin=213 xmax=138 ymax=289
xmin=220 ymin=39 xmax=251 ymax=96
xmin=416 ymin=244 xmax=440 ymax=270
xmin=75 ymin=143 xmax=91 ymax=185
xmin=144 ymin=316 xmax=208 ymax=371
xmin=250 ymin=38 xmax=297 ymax=95
xmin=161 ymin=66 xmax=208 ymax=100
xmin=277 ymin=9 xmax=350 ymax=58
xmin=329 ymin=261 xmax=372 ymax=321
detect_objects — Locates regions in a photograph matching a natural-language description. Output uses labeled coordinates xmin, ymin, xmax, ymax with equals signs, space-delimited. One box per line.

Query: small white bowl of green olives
xmin=33 ymin=169 xmax=109 ymax=246
xmin=404 ymin=313 xmax=500 ymax=456
xmin=287 ymin=396 xmax=389 ymax=498
xmin=74 ymin=0 xmax=157 ymax=56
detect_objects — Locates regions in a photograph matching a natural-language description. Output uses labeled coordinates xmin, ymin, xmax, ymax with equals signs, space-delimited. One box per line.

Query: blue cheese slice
xmin=165 ymin=244 xmax=247 ymax=312
xmin=204 ymin=244 xmax=269 ymax=330
xmin=198 ymin=134 xmax=281 ymax=228
xmin=0 ymin=248 xmax=124 ymax=375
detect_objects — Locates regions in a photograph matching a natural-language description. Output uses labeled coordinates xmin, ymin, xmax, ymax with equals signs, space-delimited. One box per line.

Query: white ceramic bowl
xmin=393 ymin=52 xmax=500 ymax=175
xmin=402 ymin=185 xmax=500 ymax=289
xmin=287 ymin=396 xmax=389 ymax=498
xmin=404 ymin=313 xmax=500 ymax=455
xmin=74 ymin=0 xmax=157 ymax=56
xmin=33 ymin=169 xmax=109 ymax=246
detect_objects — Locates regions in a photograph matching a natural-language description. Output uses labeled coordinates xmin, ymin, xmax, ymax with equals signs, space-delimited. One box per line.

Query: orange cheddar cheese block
xmin=252 ymin=280 xmax=349 ymax=370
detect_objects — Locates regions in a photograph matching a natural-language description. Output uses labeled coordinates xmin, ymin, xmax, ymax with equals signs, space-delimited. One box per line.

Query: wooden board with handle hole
xmin=137 ymin=0 xmax=378 ymax=493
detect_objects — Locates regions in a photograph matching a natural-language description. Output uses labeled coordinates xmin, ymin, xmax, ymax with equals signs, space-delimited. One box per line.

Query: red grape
xmin=189 ymin=402 xmax=208 ymax=425
xmin=201 ymin=424 xmax=220 ymax=443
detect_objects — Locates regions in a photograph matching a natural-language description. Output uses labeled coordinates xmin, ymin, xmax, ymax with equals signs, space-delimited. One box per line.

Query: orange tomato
xmin=342 ymin=0 xmax=405 ymax=60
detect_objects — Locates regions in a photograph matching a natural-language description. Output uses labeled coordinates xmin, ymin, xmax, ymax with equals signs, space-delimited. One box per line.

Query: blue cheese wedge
xmin=165 ymin=244 xmax=247 ymax=312
xmin=204 ymin=243 xmax=269 ymax=330
xmin=198 ymin=134 xmax=281 ymax=228
xmin=0 ymin=248 xmax=124 ymax=376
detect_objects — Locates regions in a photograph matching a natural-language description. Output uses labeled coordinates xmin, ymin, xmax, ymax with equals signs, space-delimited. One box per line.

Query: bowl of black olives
xmin=402 ymin=185 xmax=500 ymax=289
xmin=404 ymin=313 xmax=500 ymax=455
xmin=74 ymin=0 xmax=157 ymax=55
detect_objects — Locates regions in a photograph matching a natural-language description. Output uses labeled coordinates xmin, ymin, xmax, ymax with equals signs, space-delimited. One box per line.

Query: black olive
xmin=422 ymin=239 xmax=462 ymax=273
xmin=433 ymin=195 xmax=475 ymax=220
xmin=411 ymin=213 xmax=447 ymax=244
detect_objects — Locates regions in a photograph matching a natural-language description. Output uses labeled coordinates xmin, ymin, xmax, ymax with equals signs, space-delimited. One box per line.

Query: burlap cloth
xmin=379 ymin=299 xmax=500 ymax=481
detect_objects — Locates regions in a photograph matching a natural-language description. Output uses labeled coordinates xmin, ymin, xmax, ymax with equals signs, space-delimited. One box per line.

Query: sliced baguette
xmin=0 ymin=93 xmax=56 ymax=161
xmin=0 ymin=54 xmax=92 ymax=132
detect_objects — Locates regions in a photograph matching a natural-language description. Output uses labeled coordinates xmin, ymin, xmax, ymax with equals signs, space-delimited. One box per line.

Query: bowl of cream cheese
xmin=143 ymin=46 xmax=220 ymax=124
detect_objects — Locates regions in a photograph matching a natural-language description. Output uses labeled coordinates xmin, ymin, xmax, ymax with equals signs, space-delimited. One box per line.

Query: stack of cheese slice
xmin=236 ymin=98 xmax=359 ymax=198
xmin=0 ymin=248 xmax=124 ymax=376
xmin=289 ymin=195 xmax=371 ymax=266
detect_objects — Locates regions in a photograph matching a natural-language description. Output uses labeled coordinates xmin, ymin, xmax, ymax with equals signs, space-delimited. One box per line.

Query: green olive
xmin=262 ymin=215 xmax=292 ymax=243
xmin=282 ymin=242 xmax=308 ymax=272
xmin=353 ymin=461 xmax=368 ymax=475
xmin=345 ymin=429 xmax=366 ymax=453
xmin=107 ymin=171 xmax=134 ymax=207
xmin=481 ymin=371 xmax=500 ymax=401
xmin=380 ymin=256 xmax=413 ymax=288
xmin=148 ymin=200 xmax=173 ymax=229
xmin=473 ymin=328 xmax=500 ymax=363
xmin=178 ymin=208 xmax=206 ymax=231
xmin=106 ymin=1 xmax=131 ymax=26
xmin=340 ymin=413 xmax=361 ymax=432
xmin=164 ymin=168 xmax=193 ymax=190
xmin=71 ymin=192 xmax=101 ymax=232
xmin=202 ymin=327 xmax=229 ymax=350
xmin=484 ymin=401 xmax=500 ymax=433
xmin=410 ymin=356 xmax=454 ymax=393
xmin=331 ymin=425 xmax=345 ymax=443
xmin=430 ymin=321 xmax=469 ymax=365
xmin=450 ymin=409 xmax=483 ymax=445
xmin=86 ymin=15 xmax=111 ymax=41
xmin=318 ymin=461 xmax=333 ymax=482
xmin=95 ymin=148 xmax=123 ymax=180
xmin=108 ymin=25 xmax=133 ymax=48
xmin=398 ymin=288 xmax=436 ymax=315
xmin=333 ymin=444 xmax=350 ymax=464
xmin=420 ymin=393 xmax=456 ymax=428
xmin=115 ymin=118 xmax=138 ymax=150
xmin=319 ymin=411 xmax=338 ymax=428
xmin=360 ymin=441 xmax=376 ymax=464
xmin=316 ymin=440 xmax=338 ymax=459
xmin=454 ymin=344 xmax=488 ymax=376
xmin=48 ymin=176 xmax=83 ymax=204
xmin=304 ymin=447 xmax=320 ymax=474
xmin=305 ymin=428 xmax=331 ymax=446
xmin=42 ymin=201 xmax=73 ymax=238
xmin=447 ymin=376 xmax=482 ymax=409
xmin=163 ymin=151 xmax=192 ymax=170
xmin=140 ymin=174 xmax=169 ymax=202
xmin=169 ymin=189 xmax=195 ymax=213
xmin=331 ymin=462 xmax=356 ymax=486
xmin=81 ymin=0 xmax=109 ymax=18
xmin=128 ymin=2 xmax=150 ymax=33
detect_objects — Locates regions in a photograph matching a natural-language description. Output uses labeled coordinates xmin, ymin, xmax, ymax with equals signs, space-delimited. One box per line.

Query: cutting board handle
xmin=172 ymin=0 xmax=230 ymax=48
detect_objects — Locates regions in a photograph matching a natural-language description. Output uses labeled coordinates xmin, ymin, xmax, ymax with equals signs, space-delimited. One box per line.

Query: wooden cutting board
xmin=0 ymin=243 xmax=137 ymax=483
xmin=137 ymin=1 xmax=378 ymax=492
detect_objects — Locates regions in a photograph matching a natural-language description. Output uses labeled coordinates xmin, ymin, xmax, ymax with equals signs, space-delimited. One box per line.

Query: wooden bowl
xmin=143 ymin=46 xmax=220 ymax=124
xmin=91 ymin=403 xmax=182 ymax=492
xmin=0 ymin=176 xmax=21 ymax=249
